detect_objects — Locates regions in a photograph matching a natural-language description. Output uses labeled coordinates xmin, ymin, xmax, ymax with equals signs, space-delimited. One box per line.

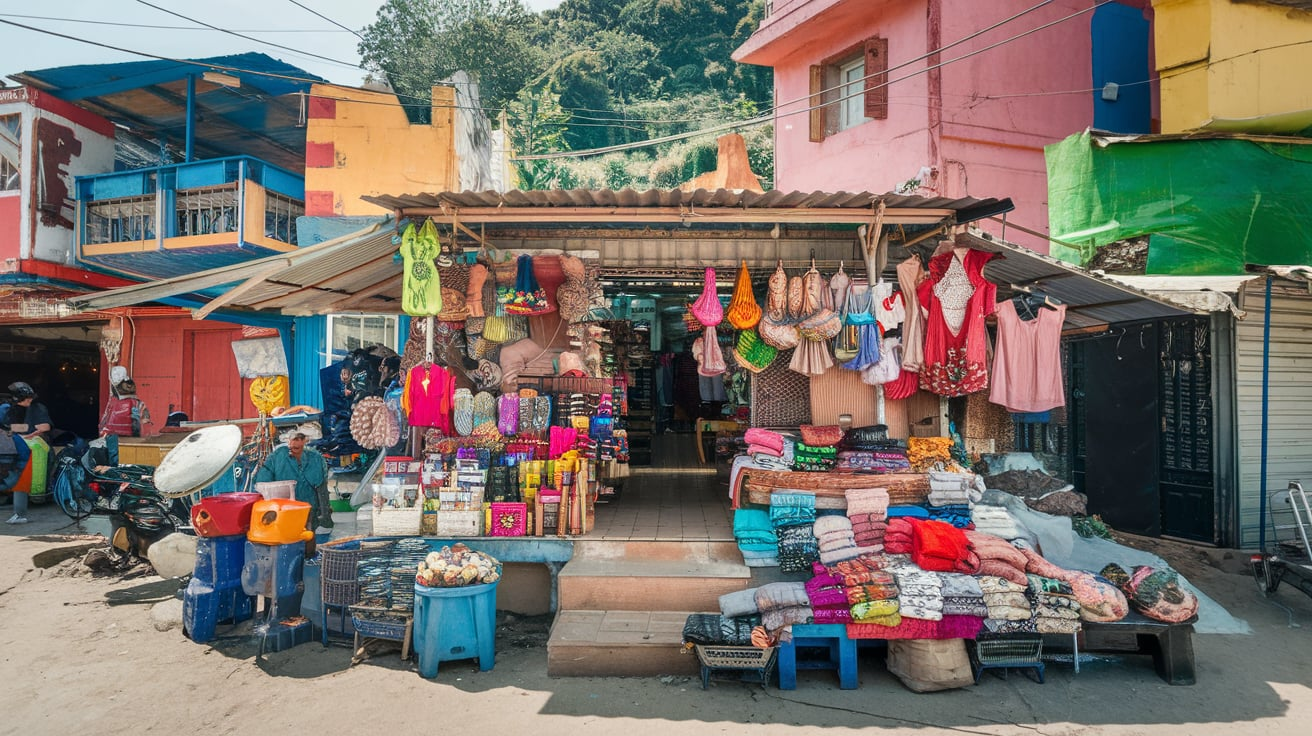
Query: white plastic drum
xmin=153 ymin=424 xmax=243 ymax=498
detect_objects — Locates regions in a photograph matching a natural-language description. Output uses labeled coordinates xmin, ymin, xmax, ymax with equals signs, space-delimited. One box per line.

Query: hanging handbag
xmin=732 ymin=329 xmax=778 ymax=373
xmin=726 ymin=260 xmax=761 ymax=330
xmin=760 ymin=261 xmax=800 ymax=349
xmin=437 ymin=260 xmax=470 ymax=322
xmin=694 ymin=325 xmax=727 ymax=376
xmin=796 ymin=267 xmax=841 ymax=341
xmin=833 ymin=285 xmax=864 ymax=361
xmin=691 ymin=267 xmax=724 ymax=327
xmin=504 ymin=254 xmax=551 ymax=315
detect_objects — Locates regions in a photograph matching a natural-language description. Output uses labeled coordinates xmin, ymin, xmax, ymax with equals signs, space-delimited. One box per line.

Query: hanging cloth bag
xmin=691 ymin=267 xmax=724 ymax=327
xmin=505 ymin=254 xmax=551 ymax=315
xmin=726 ymin=260 xmax=761 ymax=330
xmin=840 ymin=283 xmax=882 ymax=370
xmin=400 ymin=221 xmax=443 ymax=317
xmin=695 ymin=325 xmax=727 ymax=376
xmin=861 ymin=336 xmax=902 ymax=386
xmin=760 ymin=261 xmax=800 ymax=349
xmin=790 ymin=267 xmax=836 ymax=376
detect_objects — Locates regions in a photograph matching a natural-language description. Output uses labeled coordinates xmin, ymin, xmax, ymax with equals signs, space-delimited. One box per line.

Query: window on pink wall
xmin=809 ymin=36 xmax=889 ymax=142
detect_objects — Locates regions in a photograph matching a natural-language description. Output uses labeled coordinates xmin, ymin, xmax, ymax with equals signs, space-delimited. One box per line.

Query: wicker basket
xmin=323 ymin=578 xmax=361 ymax=607
xmin=971 ymin=633 xmax=1044 ymax=665
xmin=694 ymin=645 xmax=776 ymax=669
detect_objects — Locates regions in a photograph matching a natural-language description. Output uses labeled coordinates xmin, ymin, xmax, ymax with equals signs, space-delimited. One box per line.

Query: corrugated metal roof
xmin=964 ymin=232 xmax=1201 ymax=330
xmin=10 ymin=53 xmax=320 ymax=172
xmin=362 ymin=188 xmax=1013 ymax=226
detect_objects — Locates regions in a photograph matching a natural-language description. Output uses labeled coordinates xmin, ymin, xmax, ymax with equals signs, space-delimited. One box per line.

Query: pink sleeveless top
xmin=988 ymin=299 xmax=1067 ymax=413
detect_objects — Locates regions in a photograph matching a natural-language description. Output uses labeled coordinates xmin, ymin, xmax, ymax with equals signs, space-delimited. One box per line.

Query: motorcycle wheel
xmin=51 ymin=461 xmax=93 ymax=521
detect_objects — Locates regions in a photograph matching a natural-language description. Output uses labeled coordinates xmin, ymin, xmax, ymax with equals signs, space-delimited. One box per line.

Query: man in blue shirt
xmin=254 ymin=432 xmax=333 ymax=531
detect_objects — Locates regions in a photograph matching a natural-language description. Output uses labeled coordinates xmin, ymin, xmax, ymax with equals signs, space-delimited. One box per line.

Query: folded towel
xmin=747 ymin=443 xmax=782 ymax=458
xmin=733 ymin=509 xmax=777 ymax=543
xmin=936 ymin=573 xmax=984 ymax=599
xmin=751 ymin=454 xmax=791 ymax=471
xmin=818 ymin=547 xmax=861 ymax=565
xmin=719 ymin=587 xmax=760 ymax=618
xmin=899 ymin=603 xmax=944 ymax=622
xmin=845 ymin=487 xmax=891 ymax=515
xmin=812 ymin=515 xmax=854 ymax=537
xmin=744 ymin=428 xmax=784 ymax=453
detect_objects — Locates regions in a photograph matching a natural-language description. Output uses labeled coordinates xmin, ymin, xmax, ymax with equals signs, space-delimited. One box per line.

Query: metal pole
xmin=185 ymin=74 xmax=196 ymax=162
xmin=1259 ymin=276 xmax=1272 ymax=552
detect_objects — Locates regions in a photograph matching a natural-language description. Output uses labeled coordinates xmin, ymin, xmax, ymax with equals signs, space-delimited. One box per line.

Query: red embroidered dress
xmin=917 ymin=248 xmax=998 ymax=397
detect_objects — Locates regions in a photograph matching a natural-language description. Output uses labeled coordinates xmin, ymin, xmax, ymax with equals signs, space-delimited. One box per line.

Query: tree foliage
xmin=359 ymin=0 xmax=774 ymax=189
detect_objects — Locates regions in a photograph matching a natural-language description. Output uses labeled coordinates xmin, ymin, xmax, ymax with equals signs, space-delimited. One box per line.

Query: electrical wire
xmin=133 ymin=0 xmax=364 ymax=71
xmin=0 ymin=12 xmax=356 ymax=32
xmin=283 ymin=0 xmax=364 ymax=40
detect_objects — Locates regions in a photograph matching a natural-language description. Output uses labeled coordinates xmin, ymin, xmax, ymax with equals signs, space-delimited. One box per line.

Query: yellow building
xmin=303 ymin=84 xmax=461 ymax=217
xmin=1154 ymin=0 xmax=1312 ymax=133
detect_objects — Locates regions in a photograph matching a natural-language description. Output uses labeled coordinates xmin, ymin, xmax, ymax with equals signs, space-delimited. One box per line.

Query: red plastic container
xmin=191 ymin=492 xmax=263 ymax=538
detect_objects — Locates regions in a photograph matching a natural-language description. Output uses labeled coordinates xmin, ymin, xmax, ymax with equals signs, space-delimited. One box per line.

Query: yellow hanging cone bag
xmin=726 ymin=260 xmax=762 ymax=330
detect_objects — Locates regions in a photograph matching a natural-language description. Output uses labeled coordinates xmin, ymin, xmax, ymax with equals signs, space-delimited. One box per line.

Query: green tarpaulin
xmin=1046 ymin=131 xmax=1312 ymax=275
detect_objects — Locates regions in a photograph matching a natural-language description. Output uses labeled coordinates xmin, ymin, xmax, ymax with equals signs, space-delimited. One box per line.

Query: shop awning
xmin=962 ymin=232 xmax=1206 ymax=331
xmin=1099 ymin=274 xmax=1259 ymax=318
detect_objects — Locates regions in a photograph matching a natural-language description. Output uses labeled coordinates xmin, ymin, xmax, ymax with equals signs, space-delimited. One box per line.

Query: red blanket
xmin=846 ymin=614 xmax=984 ymax=641
xmin=910 ymin=519 xmax=980 ymax=574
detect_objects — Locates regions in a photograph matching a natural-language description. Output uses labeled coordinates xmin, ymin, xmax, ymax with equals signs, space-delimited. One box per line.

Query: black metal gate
xmin=1157 ymin=317 xmax=1216 ymax=543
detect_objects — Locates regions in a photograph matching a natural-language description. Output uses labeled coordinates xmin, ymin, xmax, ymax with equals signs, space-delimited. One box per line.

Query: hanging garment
xmin=828 ymin=264 xmax=852 ymax=318
xmin=400 ymin=221 xmax=442 ymax=317
xmin=861 ymin=336 xmax=902 ymax=386
xmin=791 ymin=266 xmax=836 ymax=376
xmin=897 ymin=255 xmax=928 ymax=372
xmin=503 ymin=254 xmax=551 ymax=315
xmin=403 ymin=363 xmax=455 ymax=432
xmin=695 ymin=325 xmax=728 ymax=377
xmin=760 ymin=261 xmax=800 ymax=349
xmin=840 ymin=283 xmax=881 ymax=370
xmin=917 ymin=248 xmax=998 ymax=397
xmin=874 ymin=282 xmax=906 ymax=334
xmin=989 ymin=298 xmax=1067 ymax=412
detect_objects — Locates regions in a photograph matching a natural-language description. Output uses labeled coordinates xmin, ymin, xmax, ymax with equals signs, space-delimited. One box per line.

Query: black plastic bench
xmin=1080 ymin=610 xmax=1197 ymax=685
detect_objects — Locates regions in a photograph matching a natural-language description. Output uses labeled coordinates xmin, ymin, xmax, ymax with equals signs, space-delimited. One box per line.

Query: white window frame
xmin=324 ymin=313 xmax=401 ymax=367
xmin=839 ymin=58 xmax=868 ymax=132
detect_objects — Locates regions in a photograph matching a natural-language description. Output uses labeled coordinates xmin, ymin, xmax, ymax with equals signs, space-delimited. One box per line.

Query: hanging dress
xmin=897 ymin=255 xmax=928 ymax=372
xmin=917 ymin=248 xmax=999 ymax=397
xmin=400 ymin=221 xmax=443 ymax=317
xmin=840 ymin=284 xmax=881 ymax=371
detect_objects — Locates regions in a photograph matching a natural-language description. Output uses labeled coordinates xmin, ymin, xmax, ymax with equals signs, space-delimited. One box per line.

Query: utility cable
xmin=283 ymin=0 xmax=364 ymax=40
xmin=0 ymin=12 xmax=356 ymax=32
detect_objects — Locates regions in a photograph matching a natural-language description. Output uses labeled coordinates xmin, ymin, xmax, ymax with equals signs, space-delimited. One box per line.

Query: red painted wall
xmin=102 ymin=313 xmax=260 ymax=430
xmin=0 ymin=195 xmax=18 ymax=261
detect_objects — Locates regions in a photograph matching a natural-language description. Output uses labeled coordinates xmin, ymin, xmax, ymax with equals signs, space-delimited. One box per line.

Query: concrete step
xmin=546 ymin=609 xmax=700 ymax=677
xmin=558 ymin=541 xmax=751 ymax=612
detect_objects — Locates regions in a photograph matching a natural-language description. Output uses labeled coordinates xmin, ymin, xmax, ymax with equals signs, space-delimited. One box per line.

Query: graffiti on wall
xmin=35 ymin=117 xmax=81 ymax=228
xmin=0 ymin=113 xmax=19 ymax=192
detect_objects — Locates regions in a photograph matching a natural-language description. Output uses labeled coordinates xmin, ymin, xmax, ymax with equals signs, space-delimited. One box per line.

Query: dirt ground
xmin=3 ymin=503 xmax=1311 ymax=736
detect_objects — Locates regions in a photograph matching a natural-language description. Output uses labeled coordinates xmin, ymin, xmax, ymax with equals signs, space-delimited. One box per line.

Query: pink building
xmin=734 ymin=0 xmax=1154 ymax=253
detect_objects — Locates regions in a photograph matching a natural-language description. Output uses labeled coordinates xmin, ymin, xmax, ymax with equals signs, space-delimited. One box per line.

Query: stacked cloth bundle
xmin=733 ymin=509 xmax=780 ymax=568
xmin=771 ymin=492 xmax=819 ymax=572
xmin=832 ymin=556 xmax=901 ymax=627
xmin=835 ymin=449 xmax=911 ymax=473
xmin=909 ymin=518 xmax=980 ymax=574
xmin=884 ymin=517 xmax=914 ymax=554
xmin=745 ymin=428 xmax=791 ymax=470
xmin=1026 ymin=574 xmax=1082 ymax=634
xmin=888 ymin=505 xmax=930 ymax=520
xmin=1016 ymin=547 xmax=1129 ymax=623
xmin=887 ymin=560 xmax=945 ymax=621
xmin=681 ymin=612 xmax=762 ymax=646
xmin=813 ymin=514 xmax=861 ymax=565
xmin=965 ymin=529 xmax=1030 ymax=587
xmin=1100 ymin=563 xmax=1199 ymax=623
xmin=754 ymin=582 xmax=814 ymax=634
xmin=792 ymin=443 xmax=837 ymax=472
xmin=805 ymin=562 xmax=853 ymax=624
xmin=971 ymin=504 xmax=1024 ymax=540
xmin=926 ymin=471 xmax=981 ymax=529
xmin=937 ymin=573 xmax=988 ymax=618
xmin=978 ymin=575 xmax=1034 ymax=633
xmin=845 ymin=487 xmax=890 ymax=551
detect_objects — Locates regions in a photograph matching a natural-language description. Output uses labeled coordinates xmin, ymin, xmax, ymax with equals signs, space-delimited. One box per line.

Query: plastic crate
xmin=693 ymin=645 xmax=777 ymax=690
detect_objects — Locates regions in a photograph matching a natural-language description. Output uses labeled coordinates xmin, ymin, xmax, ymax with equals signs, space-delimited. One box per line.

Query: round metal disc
xmin=153 ymin=424 xmax=243 ymax=498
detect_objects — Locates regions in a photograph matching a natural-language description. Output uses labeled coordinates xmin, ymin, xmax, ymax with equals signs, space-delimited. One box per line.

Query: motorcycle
xmin=50 ymin=434 xmax=193 ymax=560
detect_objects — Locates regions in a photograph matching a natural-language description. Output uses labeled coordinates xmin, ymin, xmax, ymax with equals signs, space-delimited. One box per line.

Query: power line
xmin=283 ymin=0 xmax=364 ymax=40
xmin=133 ymin=0 xmax=363 ymax=71
xmin=0 ymin=12 xmax=353 ymax=32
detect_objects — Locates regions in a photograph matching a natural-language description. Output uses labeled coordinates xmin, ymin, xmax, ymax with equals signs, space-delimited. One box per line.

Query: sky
xmin=0 ymin=0 xmax=562 ymax=87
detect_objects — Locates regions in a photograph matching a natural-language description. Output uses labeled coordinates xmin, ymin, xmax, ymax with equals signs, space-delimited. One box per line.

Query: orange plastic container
xmin=247 ymin=498 xmax=314 ymax=545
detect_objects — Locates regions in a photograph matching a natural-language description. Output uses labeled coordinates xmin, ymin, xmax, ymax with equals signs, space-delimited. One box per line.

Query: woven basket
xmin=323 ymin=578 xmax=361 ymax=607
xmin=695 ymin=645 xmax=776 ymax=670
xmin=372 ymin=505 xmax=422 ymax=536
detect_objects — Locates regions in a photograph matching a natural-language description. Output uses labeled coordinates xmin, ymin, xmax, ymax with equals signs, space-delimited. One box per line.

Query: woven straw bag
xmin=760 ymin=261 xmax=799 ymax=349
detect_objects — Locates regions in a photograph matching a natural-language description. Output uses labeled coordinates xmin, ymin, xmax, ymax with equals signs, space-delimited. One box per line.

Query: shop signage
xmin=0 ymin=88 xmax=29 ymax=105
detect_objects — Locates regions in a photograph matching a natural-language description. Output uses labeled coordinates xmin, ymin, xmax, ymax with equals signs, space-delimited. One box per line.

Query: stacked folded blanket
xmin=792 ymin=443 xmax=838 ymax=472
xmin=887 ymin=561 xmax=944 ymax=621
xmin=835 ymin=449 xmax=911 ymax=474
xmin=770 ymin=491 xmax=817 ymax=528
xmin=927 ymin=471 xmax=983 ymax=505
xmin=909 ymin=518 xmax=980 ymax=574
xmin=805 ymin=563 xmax=852 ymax=624
xmin=733 ymin=508 xmax=779 ymax=568
xmin=750 ymin=453 xmax=791 ymax=471
xmin=1027 ymin=574 xmax=1082 ymax=634
xmin=754 ymin=582 xmax=813 ymax=633
xmin=884 ymin=517 xmax=914 ymax=554
xmin=937 ymin=573 xmax=988 ymax=618
xmin=777 ymin=524 xmax=820 ymax=573
xmin=813 ymin=514 xmax=861 ymax=565
xmin=971 ymin=504 xmax=1024 ymax=539
xmin=926 ymin=504 xmax=974 ymax=529
xmin=845 ymin=487 xmax=890 ymax=551
xmin=830 ymin=556 xmax=901 ymax=627
xmin=978 ymin=575 xmax=1034 ymax=633
xmin=887 ymin=504 xmax=930 ymax=519
xmin=965 ymin=530 xmax=1029 ymax=586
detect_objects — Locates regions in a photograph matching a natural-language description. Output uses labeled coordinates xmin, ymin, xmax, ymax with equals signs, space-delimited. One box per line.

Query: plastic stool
xmin=777 ymin=623 xmax=858 ymax=690
xmin=412 ymin=581 xmax=498 ymax=678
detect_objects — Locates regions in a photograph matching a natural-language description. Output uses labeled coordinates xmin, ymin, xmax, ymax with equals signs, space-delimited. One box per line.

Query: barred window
xmin=84 ymin=196 xmax=156 ymax=245
xmin=264 ymin=190 xmax=303 ymax=244
xmin=175 ymin=185 xmax=239 ymax=237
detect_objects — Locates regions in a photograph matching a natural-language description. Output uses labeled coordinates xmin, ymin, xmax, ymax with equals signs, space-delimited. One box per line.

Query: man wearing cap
xmin=254 ymin=432 xmax=333 ymax=533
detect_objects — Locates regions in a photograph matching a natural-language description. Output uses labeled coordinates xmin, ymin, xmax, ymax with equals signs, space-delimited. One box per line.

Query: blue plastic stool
xmin=412 ymin=581 xmax=498 ymax=678
xmin=777 ymin=623 xmax=859 ymax=690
